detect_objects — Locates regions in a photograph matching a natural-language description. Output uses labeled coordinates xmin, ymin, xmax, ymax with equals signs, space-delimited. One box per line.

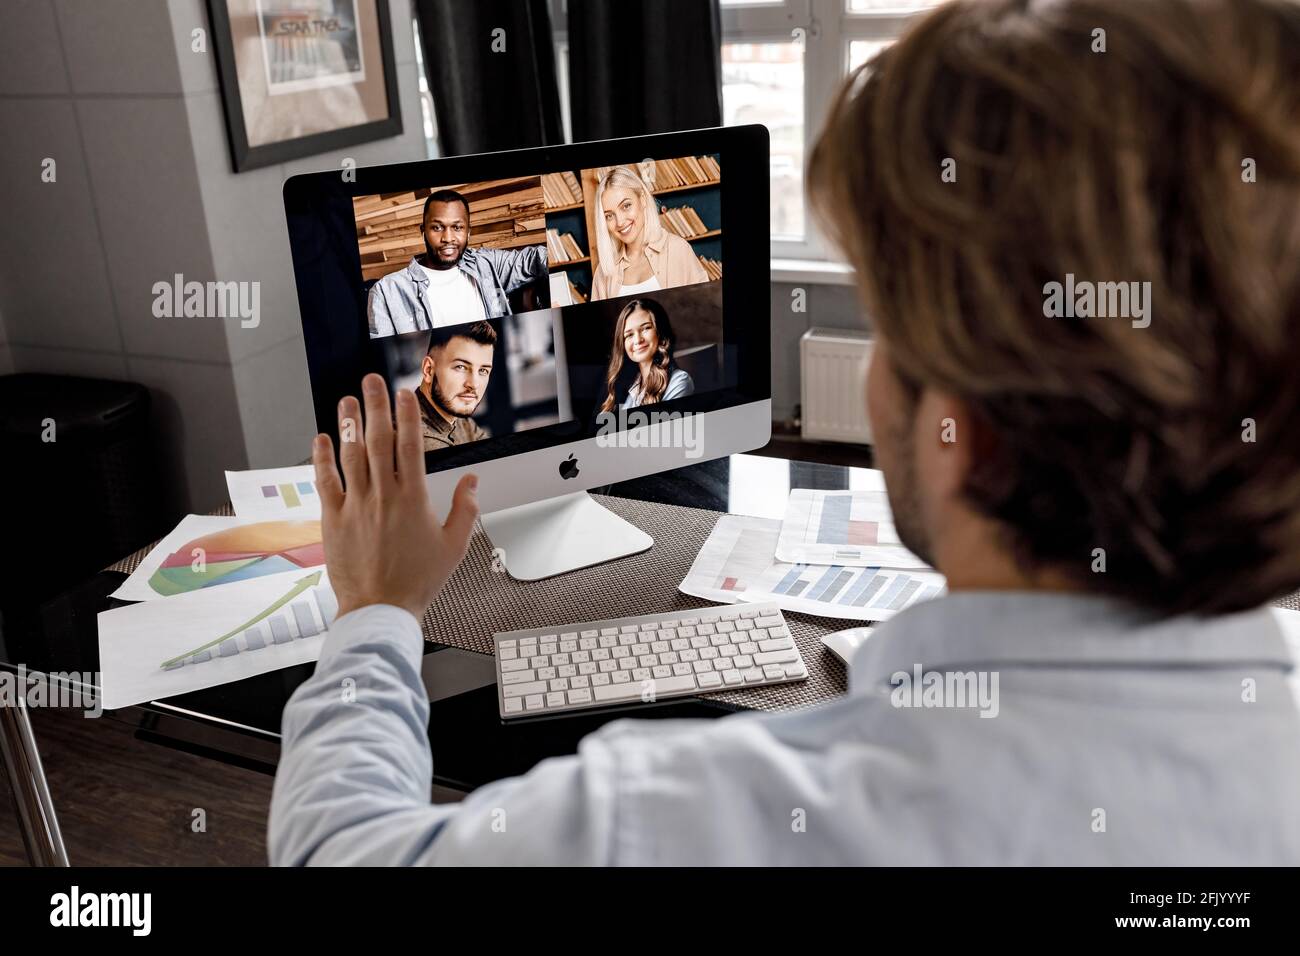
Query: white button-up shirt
xmin=269 ymin=592 xmax=1300 ymax=865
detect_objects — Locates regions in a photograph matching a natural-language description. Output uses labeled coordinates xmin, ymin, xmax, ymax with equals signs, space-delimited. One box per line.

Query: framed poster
xmin=207 ymin=0 xmax=402 ymax=172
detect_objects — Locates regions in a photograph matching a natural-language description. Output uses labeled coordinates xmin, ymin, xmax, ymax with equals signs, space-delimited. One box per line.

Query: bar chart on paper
xmin=776 ymin=489 xmax=929 ymax=568
xmin=226 ymin=465 xmax=322 ymax=519
xmin=750 ymin=562 xmax=944 ymax=622
xmin=97 ymin=569 xmax=338 ymax=711
xmin=160 ymin=571 xmax=338 ymax=670
xmin=679 ymin=513 xmax=945 ymax=622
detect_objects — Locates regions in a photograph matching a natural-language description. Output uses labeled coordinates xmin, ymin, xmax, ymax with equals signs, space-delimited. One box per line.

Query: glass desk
xmin=0 ymin=452 xmax=873 ymax=862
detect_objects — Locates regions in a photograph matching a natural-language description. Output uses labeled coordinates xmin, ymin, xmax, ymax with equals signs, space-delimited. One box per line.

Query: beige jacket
xmin=591 ymin=230 xmax=710 ymax=300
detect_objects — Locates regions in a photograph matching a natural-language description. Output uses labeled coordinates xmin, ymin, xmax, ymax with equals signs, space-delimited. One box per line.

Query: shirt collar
xmin=849 ymin=590 xmax=1294 ymax=695
xmin=406 ymin=251 xmax=477 ymax=284
xmin=416 ymin=386 xmax=455 ymax=435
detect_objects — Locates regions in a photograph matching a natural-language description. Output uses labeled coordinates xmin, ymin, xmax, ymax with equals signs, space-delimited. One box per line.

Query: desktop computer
xmin=284 ymin=125 xmax=773 ymax=581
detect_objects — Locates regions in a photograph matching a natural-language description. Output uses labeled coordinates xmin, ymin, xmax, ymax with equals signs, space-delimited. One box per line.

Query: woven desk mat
xmin=107 ymin=495 xmax=854 ymax=713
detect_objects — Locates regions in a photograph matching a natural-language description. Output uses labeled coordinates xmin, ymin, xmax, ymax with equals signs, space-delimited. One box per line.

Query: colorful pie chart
xmin=147 ymin=521 xmax=324 ymax=596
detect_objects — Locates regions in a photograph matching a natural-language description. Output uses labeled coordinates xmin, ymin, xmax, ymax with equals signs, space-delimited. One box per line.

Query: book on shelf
xmin=546 ymin=228 xmax=586 ymax=263
xmin=658 ymin=203 xmax=711 ymax=239
xmin=699 ymin=256 xmax=724 ymax=282
xmin=647 ymin=155 xmax=721 ymax=192
xmin=542 ymin=171 xmax=584 ymax=208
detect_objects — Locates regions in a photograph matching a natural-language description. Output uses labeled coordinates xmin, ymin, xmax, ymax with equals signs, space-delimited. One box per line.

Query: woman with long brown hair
xmin=599 ymin=298 xmax=695 ymax=413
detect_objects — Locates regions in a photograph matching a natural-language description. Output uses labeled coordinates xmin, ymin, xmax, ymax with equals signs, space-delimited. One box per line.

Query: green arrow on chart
xmin=159 ymin=570 xmax=324 ymax=669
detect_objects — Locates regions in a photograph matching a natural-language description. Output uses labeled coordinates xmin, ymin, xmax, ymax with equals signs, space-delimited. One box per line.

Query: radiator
xmin=799 ymin=327 xmax=874 ymax=444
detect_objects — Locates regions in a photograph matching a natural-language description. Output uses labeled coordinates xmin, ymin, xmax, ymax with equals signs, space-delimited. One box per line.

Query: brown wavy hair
xmin=808 ymin=0 xmax=1300 ymax=615
xmin=600 ymin=299 xmax=678 ymax=413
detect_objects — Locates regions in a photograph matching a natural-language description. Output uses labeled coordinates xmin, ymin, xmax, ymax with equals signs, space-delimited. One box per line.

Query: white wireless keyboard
xmin=493 ymin=602 xmax=807 ymax=719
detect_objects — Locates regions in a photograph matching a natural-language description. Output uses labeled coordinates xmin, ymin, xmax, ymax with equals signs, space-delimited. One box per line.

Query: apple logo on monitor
xmin=559 ymin=454 xmax=580 ymax=480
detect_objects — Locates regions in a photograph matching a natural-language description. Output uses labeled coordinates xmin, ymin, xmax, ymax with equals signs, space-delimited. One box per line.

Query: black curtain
xmin=568 ymin=0 xmax=724 ymax=141
xmin=415 ymin=0 xmax=564 ymax=155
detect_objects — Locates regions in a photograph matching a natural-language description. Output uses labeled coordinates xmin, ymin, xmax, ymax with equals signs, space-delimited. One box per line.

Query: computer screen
xmin=284 ymin=126 xmax=770 ymax=508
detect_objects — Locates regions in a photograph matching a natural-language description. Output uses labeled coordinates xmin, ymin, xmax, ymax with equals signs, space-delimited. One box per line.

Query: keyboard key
xmin=741 ymin=609 xmax=760 ymax=619
xmin=723 ymin=670 xmax=743 ymax=685
xmin=632 ymin=668 xmax=651 ymax=682
xmin=593 ymin=674 xmax=696 ymax=702
xmin=680 ymin=649 xmax=699 ymax=662
xmin=737 ymin=620 xmax=754 ymax=631
xmin=571 ymin=675 xmax=590 ymax=689
xmin=561 ymin=632 xmax=578 ymax=641
xmin=620 ymin=625 xmax=638 ymax=633
xmin=710 ymin=634 xmax=730 ymax=647
xmin=619 ymin=658 xmax=637 ymax=671
xmin=759 ymin=638 xmax=794 ymax=652
xmin=592 ymin=673 xmax=610 ymax=686
xmin=504 ymin=698 xmax=523 ymax=713
xmin=546 ymin=692 xmax=565 ymax=708
xmin=659 ymin=651 xmax=679 ymax=665
xmin=612 ymin=671 xmax=630 ymax=684
xmin=712 ymin=659 xmax=730 ymax=671
xmin=671 ymin=638 xmax=689 ymax=651
xmin=651 ymin=641 xmax=669 ymax=654
xmin=600 ymin=628 xmax=618 ymax=636
xmin=678 ymin=625 xmax=697 ymax=638
xmin=550 ymin=677 xmax=570 ymax=691
xmin=638 ymin=655 xmax=657 ymax=668
xmin=692 ymin=660 xmax=712 ymax=674
xmin=499 ymin=646 xmax=517 ymax=660
xmin=592 ymin=648 xmax=610 ymax=660
xmin=672 ymin=663 xmax=693 ymax=677
xmin=580 ymin=629 xmax=598 ymax=639
xmin=554 ymin=653 xmax=571 ymax=665
xmin=572 ymin=650 xmax=590 ymax=663
xmin=501 ymin=658 xmax=528 ymax=673
xmin=640 ymin=622 xmax=658 ymax=631
xmin=739 ymin=642 xmax=758 ymax=655
xmin=568 ymin=689 xmax=592 ymax=705
xmin=763 ymin=664 xmax=786 ymax=680
xmin=612 ymin=646 xmax=631 ymax=658
xmin=502 ymin=670 xmax=536 ymax=685
xmin=652 ymin=665 xmax=672 ymax=678
xmin=579 ymin=662 xmax=597 ymax=675
xmin=742 ymin=668 xmax=764 ymax=683
xmin=700 ymin=647 xmax=718 ymax=659
xmin=735 ymin=655 xmax=754 ymax=668
xmin=540 ymin=642 xmax=557 ymax=654
xmin=717 ymin=621 xmax=736 ymax=633
xmin=754 ymin=649 xmax=799 ymax=666
xmin=697 ymin=672 xmax=722 ymax=688
xmin=785 ymin=663 xmax=808 ymax=679
xmin=499 ymin=639 xmax=517 ymax=651
xmin=681 ymin=617 xmax=699 ymax=626
xmin=756 ymin=615 xmax=783 ymax=628
xmin=599 ymin=635 xmax=617 ymax=648
xmin=697 ymin=623 xmax=716 ymax=635
xmin=525 ymin=695 xmax=544 ymax=711
xmin=504 ymin=681 xmax=547 ymax=698
xmin=721 ymin=612 xmax=739 ymax=621
xmin=531 ymin=656 xmax=548 ymax=668
xmin=690 ymin=636 xmax=709 ymax=649
xmin=579 ymin=638 xmax=597 ymax=650
xmin=558 ymin=664 xmax=577 ymax=678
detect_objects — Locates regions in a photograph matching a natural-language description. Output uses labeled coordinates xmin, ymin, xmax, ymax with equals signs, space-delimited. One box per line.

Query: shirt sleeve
xmin=486 ymin=244 xmax=548 ymax=292
xmin=268 ymin=604 xmax=617 ymax=865
xmin=663 ymin=369 xmax=695 ymax=400
xmin=367 ymin=284 xmax=394 ymax=338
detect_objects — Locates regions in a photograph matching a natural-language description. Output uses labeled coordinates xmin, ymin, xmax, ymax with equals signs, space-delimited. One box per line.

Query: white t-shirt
xmin=420 ymin=264 xmax=487 ymax=328
xmin=617 ymin=275 xmax=662 ymax=296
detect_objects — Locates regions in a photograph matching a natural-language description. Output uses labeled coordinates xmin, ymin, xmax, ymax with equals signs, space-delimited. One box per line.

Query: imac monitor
xmin=283 ymin=126 xmax=771 ymax=578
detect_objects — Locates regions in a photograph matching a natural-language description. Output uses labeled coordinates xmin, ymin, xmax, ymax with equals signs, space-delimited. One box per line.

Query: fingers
xmin=441 ymin=474 xmax=480 ymax=555
xmin=394 ymin=388 xmax=425 ymax=488
xmin=361 ymin=374 xmax=395 ymax=492
xmin=337 ymin=395 xmax=368 ymax=496
xmin=312 ymin=433 xmax=344 ymax=512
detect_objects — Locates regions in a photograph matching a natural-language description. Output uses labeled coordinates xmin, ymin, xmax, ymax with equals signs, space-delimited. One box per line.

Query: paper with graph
xmin=226 ymin=465 xmax=321 ymax=518
xmin=680 ymin=513 xmax=944 ymax=623
xmin=98 ymin=568 xmax=337 ymax=710
xmin=775 ymin=489 xmax=929 ymax=568
xmin=111 ymin=514 xmax=323 ymax=603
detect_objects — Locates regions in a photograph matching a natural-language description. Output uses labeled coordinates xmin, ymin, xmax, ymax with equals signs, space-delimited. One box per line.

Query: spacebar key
xmin=593 ymin=675 xmax=697 ymax=702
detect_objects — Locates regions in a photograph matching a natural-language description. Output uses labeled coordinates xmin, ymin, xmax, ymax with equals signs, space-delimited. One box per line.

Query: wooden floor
xmin=1 ymin=435 xmax=863 ymax=866
xmin=0 ymin=706 xmax=273 ymax=866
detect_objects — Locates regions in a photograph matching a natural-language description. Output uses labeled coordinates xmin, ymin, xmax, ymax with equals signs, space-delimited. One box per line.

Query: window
xmin=721 ymin=0 xmax=941 ymax=257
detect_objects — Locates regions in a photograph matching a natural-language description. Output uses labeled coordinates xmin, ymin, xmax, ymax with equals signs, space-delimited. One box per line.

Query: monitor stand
xmin=479 ymin=491 xmax=653 ymax=581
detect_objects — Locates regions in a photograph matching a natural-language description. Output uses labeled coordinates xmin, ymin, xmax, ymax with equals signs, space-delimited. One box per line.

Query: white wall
xmin=0 ymin=0 xmax=424 ymax=512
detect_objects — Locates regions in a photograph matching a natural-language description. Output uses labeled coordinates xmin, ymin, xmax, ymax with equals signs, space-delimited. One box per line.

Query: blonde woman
xmin=590 ymin=163 xmax=709 ymax=300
